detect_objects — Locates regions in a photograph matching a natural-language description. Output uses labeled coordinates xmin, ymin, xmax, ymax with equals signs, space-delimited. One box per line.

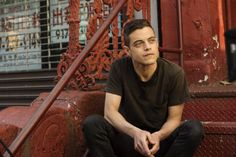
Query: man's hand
xmin=133 ymin=129 xmax=152 ymax=157
xmin=147 ymin=132 xmax=161 ymax=156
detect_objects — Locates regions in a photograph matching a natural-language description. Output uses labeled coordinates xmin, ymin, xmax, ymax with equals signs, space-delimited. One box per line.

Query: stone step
xmin=0 ymin=70 xmax=57 ymax=107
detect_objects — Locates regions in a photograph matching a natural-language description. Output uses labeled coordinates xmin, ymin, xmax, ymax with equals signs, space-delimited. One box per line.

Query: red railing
xmin=4 ymin=0 xmax=127 ymax=156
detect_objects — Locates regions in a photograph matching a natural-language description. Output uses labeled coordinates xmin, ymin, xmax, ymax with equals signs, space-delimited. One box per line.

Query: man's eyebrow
xmin=132 ymin=40 xmax=144 ymax=45
xmin=148 ymin=36 xmax=156 ymax=40
xmin=132 ymin=36 xmax=156 ymax=44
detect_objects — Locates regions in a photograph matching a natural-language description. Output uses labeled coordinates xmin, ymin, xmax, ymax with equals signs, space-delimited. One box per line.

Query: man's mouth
xmin=143 ymin=53 xmax=154 ymax=57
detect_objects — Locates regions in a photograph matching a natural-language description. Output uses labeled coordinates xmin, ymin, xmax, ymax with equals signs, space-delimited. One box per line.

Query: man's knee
xmin=184 ymin=120 xmax=204 ymax=142
xmin=83 ymin=114 xmax=105 ymax=135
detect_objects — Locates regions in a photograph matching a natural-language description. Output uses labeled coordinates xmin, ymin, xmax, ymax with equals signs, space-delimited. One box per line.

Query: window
xmin=0 ymin=0 xmax=70 ymax=72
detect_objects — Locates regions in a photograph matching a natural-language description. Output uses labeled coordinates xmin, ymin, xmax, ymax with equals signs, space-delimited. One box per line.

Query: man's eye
xmin=148 ymin=38 xmax=156 ymax=43
xmin=134 ymin=42 xmax=143 ymax=47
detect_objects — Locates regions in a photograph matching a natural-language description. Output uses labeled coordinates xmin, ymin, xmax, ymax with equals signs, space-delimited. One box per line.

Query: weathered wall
xmin=232 ymin=1 xmax=236 ymax=27
xmin=161 ymin=0 xmax=228 ymax=85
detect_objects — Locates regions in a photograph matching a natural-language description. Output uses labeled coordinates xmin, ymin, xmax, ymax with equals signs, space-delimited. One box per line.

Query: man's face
xmin=127 ymin=27 xmax=159 ymax=66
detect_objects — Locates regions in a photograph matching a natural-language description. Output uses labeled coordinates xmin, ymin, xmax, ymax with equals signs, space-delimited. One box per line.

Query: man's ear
xmin=124 ymin=45 xmax=130 ymax=56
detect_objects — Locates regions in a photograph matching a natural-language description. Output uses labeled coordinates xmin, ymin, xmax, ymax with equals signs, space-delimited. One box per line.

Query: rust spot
xmin=193 ymin=20 xmax=203 ymax=30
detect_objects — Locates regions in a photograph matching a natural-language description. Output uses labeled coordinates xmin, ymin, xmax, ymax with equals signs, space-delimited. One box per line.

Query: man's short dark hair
xmin=123 ymin=19 xmax=154 ymax=47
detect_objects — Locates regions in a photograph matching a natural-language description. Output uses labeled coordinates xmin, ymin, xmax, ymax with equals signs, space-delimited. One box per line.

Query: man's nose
xmin=144 ymin=41 xmax=151 ymax=51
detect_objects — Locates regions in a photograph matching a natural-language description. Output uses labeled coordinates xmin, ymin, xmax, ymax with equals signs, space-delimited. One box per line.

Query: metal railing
xmin=3 ymin=0 xmax=127 ymax=156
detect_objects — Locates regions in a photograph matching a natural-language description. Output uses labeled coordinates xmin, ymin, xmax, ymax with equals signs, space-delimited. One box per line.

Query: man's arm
xmin=104 ymin=92 xmax=139 ymax=136
xmin=148 ymin=104 xmax=184 ymax=155
xmin=104 ymin=92 xmax=152 ymax=156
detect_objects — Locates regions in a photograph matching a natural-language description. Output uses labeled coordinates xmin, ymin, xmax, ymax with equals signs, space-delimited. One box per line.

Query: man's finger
xmin=149 ymin=143 xmax=159 ymax=155
xmin=147 ymin=134 xmax=156 ymax=145
xmin=142 ymin=137 xmax=151 ymax=156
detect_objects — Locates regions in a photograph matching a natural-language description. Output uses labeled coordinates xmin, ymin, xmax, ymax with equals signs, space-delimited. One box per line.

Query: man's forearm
xmin=104 ymin=111 xmax=140 ymax=138
xmin=155 ymin=119 xmax=181 ymax=141
xmin=154 ymin=104 xmax=184 ymax=140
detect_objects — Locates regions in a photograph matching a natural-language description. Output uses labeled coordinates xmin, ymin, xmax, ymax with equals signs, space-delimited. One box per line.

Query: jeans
xmin=82 ymin=114 xmax=204 ymax=157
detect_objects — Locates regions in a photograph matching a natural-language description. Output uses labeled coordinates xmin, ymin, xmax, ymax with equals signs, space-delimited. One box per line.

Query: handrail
xmin=159 ymin=47 xmax=182 ymax=54
xmin=4 ymin=0 xmax=127 ymax=156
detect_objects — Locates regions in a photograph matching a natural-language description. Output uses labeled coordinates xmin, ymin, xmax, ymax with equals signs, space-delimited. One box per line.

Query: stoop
xmin=183 ymin=84 xmax=236 ymax=157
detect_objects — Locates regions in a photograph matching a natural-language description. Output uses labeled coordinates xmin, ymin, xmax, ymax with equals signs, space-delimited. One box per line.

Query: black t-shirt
xmin=105 ymin=57 xmax=190 ymax=132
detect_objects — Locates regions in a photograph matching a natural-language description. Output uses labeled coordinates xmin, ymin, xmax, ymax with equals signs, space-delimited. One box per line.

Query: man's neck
xmin=133 ymin=62 xmax=157 ymax=82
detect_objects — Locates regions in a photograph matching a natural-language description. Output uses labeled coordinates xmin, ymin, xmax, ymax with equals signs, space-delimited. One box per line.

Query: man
xmin=83 ymin=19 xmax=204 ymax=157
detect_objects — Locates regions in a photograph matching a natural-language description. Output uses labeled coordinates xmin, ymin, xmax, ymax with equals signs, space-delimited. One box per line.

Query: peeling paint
xmin=212 ymin=34 xmax=219 ymax=49
xmin=203 ymin=48 xmax=209 ymax=57
xmin=212 ymin=59 xmax=217 ymax=68
xmin=198 ymin=75 xmax=209 ymax=83
xmin=203 ymin=53 xmax=208 ymax=57
xmin=162 ymin=0 xmax=228 ymax=84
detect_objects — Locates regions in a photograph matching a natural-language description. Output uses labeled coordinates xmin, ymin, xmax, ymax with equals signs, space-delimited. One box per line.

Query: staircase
xmin=0 ymin=70 xmax=57 ymax=107
xmin=183 ymin=83 xmax=236 ymax=157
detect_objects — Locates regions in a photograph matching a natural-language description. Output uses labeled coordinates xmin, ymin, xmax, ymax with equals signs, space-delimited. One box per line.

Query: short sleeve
xmin=105 ymin=61 xmax=123 ymax=96
xmin=168 ymin=69 xmax=190 ymax=106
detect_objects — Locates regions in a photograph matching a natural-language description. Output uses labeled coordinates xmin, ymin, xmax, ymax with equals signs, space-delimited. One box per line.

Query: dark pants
xmin=82 ymin=115 xmax=204 ymax=157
